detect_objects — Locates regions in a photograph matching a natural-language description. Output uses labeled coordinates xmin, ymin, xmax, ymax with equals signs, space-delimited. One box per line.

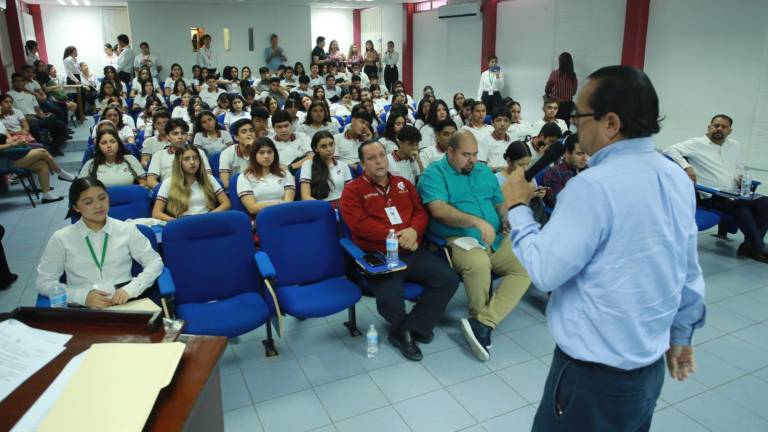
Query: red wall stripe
xmin=0 ymin=50 xmax=9 ymax=92
xmin=5 ymin=0 xmax=27 ymax=70
xmin=621 ymin=0 xmax=650 ymax=69
xmin=480 ymin=0 xmax=498 ymax=71
xmin=403 ymin=3 xmax=414 ymax=94
xmin=27 ymin=4 xmax=48 ymax=64
xmin=353 ymin=9 xmax=362 ymax=50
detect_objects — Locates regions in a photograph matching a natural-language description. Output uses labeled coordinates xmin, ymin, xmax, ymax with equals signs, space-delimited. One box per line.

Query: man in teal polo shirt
xmin=418 ymin=130 xmax=531 ymax=361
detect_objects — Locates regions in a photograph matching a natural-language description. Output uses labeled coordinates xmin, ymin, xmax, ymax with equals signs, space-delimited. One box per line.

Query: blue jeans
xmin=532 ymin=346 xmax=665 ymax=432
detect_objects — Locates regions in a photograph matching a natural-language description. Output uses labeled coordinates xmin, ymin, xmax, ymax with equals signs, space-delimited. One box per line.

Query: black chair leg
xmin=263 ymin=320 xmax=279 ymax=357
xmin=16 ymin=173 xmax=37 ymax=208
xmin=343 ymin=305 xmax=361 ymax=337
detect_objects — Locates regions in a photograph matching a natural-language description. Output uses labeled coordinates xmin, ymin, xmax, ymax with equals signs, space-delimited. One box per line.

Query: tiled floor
xmin=2 ymin=122 xmax=768 ymax=431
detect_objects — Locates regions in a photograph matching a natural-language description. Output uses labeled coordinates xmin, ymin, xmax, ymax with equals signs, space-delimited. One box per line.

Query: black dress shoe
xmin=0 ymin=274 xmax=18 ymax=290
xmin=57 ymin=175 xmax=75 ymax=182
xmin=389 ymin=330 xmax=423 ymax=361
xmin=412 ymin=331 xmax=434 ymax=344
xmin=41 ymin=196 xmax=64 ymax=204
xmin=737 ymin=243 xmax=753 ymax=257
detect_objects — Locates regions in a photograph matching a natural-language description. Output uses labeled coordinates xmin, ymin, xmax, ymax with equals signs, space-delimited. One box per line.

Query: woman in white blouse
xmin=330 ymin=90 xmax=354 ymax=118
xmin=152 ymin=143 xmax=230 ymax=221
xmin=193 ymin=110 xmax=233 ymax=155
xmin=80 ymin=129 xmax=146 ymax=188
xmin=236 ymin=137 xmax=295 ymax=216
xmin=295 ymin=101 xmax=340 ymax=138
xmin=477 ymin=54 xmax=504 ymax=114
xmin=103 ymin=44 xmax=119 ymax=66
xmin=62 ymin=46 xmax=82 ymax=85
xmin=37 ymin=177 xmax=163 ymax=308
xmin=299 ymin=131 xmax=351 ymax=207
xmin=223 ymin=95 xmax=251 ymax=130
xmin=94 ymin=106 xmax=136 ymax=145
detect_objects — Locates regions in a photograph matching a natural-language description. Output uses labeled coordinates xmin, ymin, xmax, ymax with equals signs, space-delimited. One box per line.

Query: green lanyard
xmin=85 ymin=233 xmax=109 ymax=276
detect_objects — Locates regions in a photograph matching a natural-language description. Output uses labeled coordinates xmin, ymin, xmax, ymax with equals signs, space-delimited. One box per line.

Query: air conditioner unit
xmin=438 ymin=2 xmax=481 ymax=19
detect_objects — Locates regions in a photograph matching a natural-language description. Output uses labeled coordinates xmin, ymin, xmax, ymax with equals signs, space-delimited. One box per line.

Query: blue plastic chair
xmin=136 ymin=130 xmax=145 ymax=149
xmin=216 ymin=113 xmax=226 ymax=128
xmin=379 ymin=112 xmax=387 ymax=124
xmin=383 ymin=104 xmax=392 ymax=112
xmin=158 ymin=212 xmax=275 ymax=349
xmin=254 ymin=201 xmax=362 ymax=336
xmin=208 ymin=152 xmax=221 ymax=179
xmin=376 ymin=123 xmax=386 ymax=137
xmin=484 ymin=115 xmax=492 ymax=125
xmin=228 ymin=173 xmax=248 ymax=213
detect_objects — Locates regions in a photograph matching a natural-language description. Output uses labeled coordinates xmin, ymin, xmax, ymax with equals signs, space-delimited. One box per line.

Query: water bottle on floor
xmin=386 ymin=229 xmax=399 ymax=268
xmin=366 ymin=324 xmax=379 ymax=358
xmin=49 ymin=284 xmax=67 ymax=308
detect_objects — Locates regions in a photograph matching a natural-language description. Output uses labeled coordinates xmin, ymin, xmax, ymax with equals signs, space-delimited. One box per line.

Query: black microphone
xmin=524 ymin=139 xmax=567 ymax=181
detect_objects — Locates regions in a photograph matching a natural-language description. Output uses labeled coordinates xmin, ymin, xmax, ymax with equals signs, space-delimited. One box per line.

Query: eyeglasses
xmin=570 ymin=109 xmax=597 ymax=126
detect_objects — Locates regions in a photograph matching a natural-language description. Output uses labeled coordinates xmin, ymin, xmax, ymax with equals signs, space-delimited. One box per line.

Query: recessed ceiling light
xmin=57 ymin=0 xmax=66 ymax=4
xmin=84 ymin=0 xmax=91 ymax=5
xmin=70 ymin=0 xmax=79 ymax=5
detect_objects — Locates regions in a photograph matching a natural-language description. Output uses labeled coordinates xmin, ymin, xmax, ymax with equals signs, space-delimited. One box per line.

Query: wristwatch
xmin=507 ymin=202 xmax=529 ymax=212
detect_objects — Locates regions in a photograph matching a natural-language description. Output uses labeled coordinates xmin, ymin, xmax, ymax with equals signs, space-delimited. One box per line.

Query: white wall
xmin=645 ymin=0 xmax=768 ymax=178
xmin=310 ymin=7 xmax=353 ymax=60
xmin=413 ymin=11 xmax=481 ymax=101
xmin=128 ymin=2 xmax=311 ymax=80
xmin=495 ymin=0 xmax=625 ymax=124
xmin=380 ymin=4 xmax=404 ymax=63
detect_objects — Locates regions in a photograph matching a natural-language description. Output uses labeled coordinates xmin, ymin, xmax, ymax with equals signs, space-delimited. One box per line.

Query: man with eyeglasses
xmin=502 ymin=66 xmax=705 ymax=431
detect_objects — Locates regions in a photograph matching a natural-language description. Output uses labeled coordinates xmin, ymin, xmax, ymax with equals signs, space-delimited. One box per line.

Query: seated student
xmin=413 ymin=98 xmax=432 ymax=130
xmin=330 ymin=90 xmax=354 ymax=118
xmin=102 ymin=65 xmax=126 ymax=98
xmin=146 ymin=119 xmax=211 ymax=188
xmin=212 ymin=92 xmax=231 ymax=117
xmin=335 ymin=108 xmax=373 ymax=168
xmin=220 ymin=119 xmax=255 ymax=189
xmin=237 ymin=137 xmax=295 ymax=215
xmin=283 ymin=99 xmax=305 ymax=128
xmin=665 ymin=114 xmax=768 ymax=263
xmin=380 ymin=111 xmax=406 ymax=153
xmin=461 ymin=100 xmax=493 ymax=142
xmin=495 ymin=140 xmax=549 ymax=224
xmin=152 ymin=143 xmax=230 ymax=221
xmin=8 ymin=73 xmax=69 ymax=155
xmin=420 ymin=119 xmax=457 ymax=170
xmin=263 ymin=96 xmax=280 ymax=118
xmin=80 ymin=129 xmax=146 ymax=188
xmin=295 ymin=101 xmax=340 ymax=138
xmin=0 ymin=120 xmax=73 ymax=204
xmin=307 ymin=63 xmax=325 ymax=88
xmin=37 ymin=177 xmax=163 ymax=308
xmin=164 ymin=63 xmax=193 ymax=97
xmin=478 ymin=106 xmax=514 ymax=172
xmin=506 ymin=99 xmax=534 ymax=142
xmin=223 ymin=95 xmax=251 ymax=129
xmin=130 ymin=66 xmax=160 ymax=97
xmin=527 ymin=123 xmax=562 ymax=165
xmin=370 ymin=84 xmax=388 ymax=115
xmin=251 ymin=105 xmax=271 ymax=138
xmin=131 ymin=80 xmax=163 ymax=115
xmin=541 ymin=133 xmax=587 ymax=207
xmin=95 ymin=106 xmax=136 ymax=145
xmin=193 ymin=110 xmax=233 ymax=154
xmin=531 ymin=96 xmax=568 ymax=136
xmin=386 ymin=94 xmax=416 ymax=124
xmin=299 ymin=131 xmax=352 ymax=206
xmin=140 ymin=109 xmax=171 ymax=168
xmin=95 ymin=80 xmax=124 ymax=112
xmin=388 ymin=81 xmax=415 ymax=105
xmin=253 ymin=67 xmax=271 ymax=94
xmin=260 ymin=77 xmax=288 ymax=107
xmin=271 ymin=109 xmax=313 ymax=172
xmin=136 ymin=96 xmax=163 ymax=137
xmin=0 ymin=93 xmax=45 ymax=146
xmin=199 ymin=75 xmax=226 ymax=110
xmin=417 ymin=130 xmax=531 ymax=361
xmin=323 ymin=74 xmax=341 ymax=103
xmin=168 ymin=80 xmax=190 ymax=106
xmin=295 ymin=74 xmax=312 ymax=97
xmin=279 ymin=66 xmax=298 ymax=90
xmin=242 ymin=87 xmax=257 ymax=111
xmin=340 ymin=140 xmax=459 ymax=361
xmin=359 ymin=98 xmax=379 ymax=129
xmin=173 ymin=95 xmax=204 ymax=135
xmin=418 ymin=100 xmax=451 ymax=149
xmin=348 ymin=63 xmax=370 ymax=88
xmin=221 ymin=66 xmax=242 ymax=94
xmin=387 ymin=125 xmax=423 ymax=184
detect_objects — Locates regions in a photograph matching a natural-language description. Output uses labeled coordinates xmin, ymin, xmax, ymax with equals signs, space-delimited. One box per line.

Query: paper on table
xmin=108 ymin=298 xmax=161 ymax=313
xmin=11 ymin=353 xmax=86 ymax=432
xmin=38 ymin=342 xmax=185 ymax=432
xmin=0 ymin=319 xmax=71 ymax=403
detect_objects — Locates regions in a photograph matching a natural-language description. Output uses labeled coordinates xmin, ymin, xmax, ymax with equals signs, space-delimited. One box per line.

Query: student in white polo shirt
xmin=146 ymin=119 xmax=211 ymax=188
xmin=461 ymin=100 xmax=493 ymax=142
xmin=387 ymin=125 xmax=423 ymax=185
xmin=193 ymin=110 xmax=233 ymax=155
xmin=223 ymin=95 xmax=251 ymax=130
xmin=141 ymin=110 xmax=171 ymax=168
xmin=419 ymin=100 xmax=451 ymax=150
xmin=220 ymin=119 xmax=255 ymax=189
xmin=300 ymin=131 xmax=352 ymax=207
xmin=530 ymin=97 xmax=568 ymax=136
xmin=199 ymin=75 xmax=226 ymax=110
xmin=237 ymin=137 xmax=296 ymax=216
xmin=506 ymin=100 xmax=534 ymax=142
xmin=380 ymin=111 xmax=406 ymax=153
xmin=478 ymin=106 xmax=514 ymax=172
xmin=295 ymin=101 xmax=341 ymax=139
xmin=271 ymin=110 xmax=313 ymax=173
xmin=420 ymin=119 xmax=457 ymax=170
xmin=335 ymin=108 xmax=373 ymax=168
xmin=80 ymin=129 xmax=146 ymax=188
xmin=152 ymin=143 xmax=230 ymax=221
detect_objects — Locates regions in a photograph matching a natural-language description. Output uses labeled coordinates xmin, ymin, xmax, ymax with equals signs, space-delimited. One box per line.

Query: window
xmin=415 ymin=0 xmax=447 ymax=12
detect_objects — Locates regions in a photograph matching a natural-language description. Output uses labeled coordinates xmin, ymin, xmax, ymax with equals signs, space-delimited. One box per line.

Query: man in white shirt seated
xmin=387 ymin=125 xmax=423 ymax=184
xmin=308 ymin=63 xmax=325 ymax=88
xmin=323 ymin=74 xmax=341 ymax=103
xmin=420 ymin=119 xmax=457 ymax=170
xmin=531 ymin=97 xmax=568 ymax=137
xmin=335 ymin=108 xmax=373 ymax=168
xmin=279 ymin=66 xmax=298 ymax=91
xmin=665 ymin=114 xmax=768 ymax=263
xmin=199 ymin=76 xmax=225 ymax=110
xmin=271 ymin=110 xmax=312 ymax=172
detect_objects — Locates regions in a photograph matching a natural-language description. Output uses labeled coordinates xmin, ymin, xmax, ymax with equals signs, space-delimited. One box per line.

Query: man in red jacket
xmin=341 ymin=140 xmax=459 ymax=361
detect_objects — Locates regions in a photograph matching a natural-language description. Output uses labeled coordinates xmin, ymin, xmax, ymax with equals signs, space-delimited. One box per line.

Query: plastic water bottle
xmin=366 ymin=324 xmax=379 ymax=358
xmin=741 ymin=174 xmax=752 ymax=198
xmin=386 ymin=229 xmax=399 ymax=268
xmin=49 ymin=284 xmax=67 ymax=308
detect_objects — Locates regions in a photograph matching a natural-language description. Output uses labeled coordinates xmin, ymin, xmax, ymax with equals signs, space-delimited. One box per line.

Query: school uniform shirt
xmin=193 ymin=131 xmax=233 ymax=154
xmin=478 ymin=132 xmax=513 ymax=169
xmin=169 ymin=94 xmax=183 ymax=106
xmin=380 ymin=138 xmax=398 ymax=153
xmin=147 ymin=146 xmax=212 ymax=181
xmin=219 ymin=144 xmax=250 ymax=177
xmin=63 ymin=56 xmax=82 ymax=83
xmin=136 ymin=116 xmax=154 ymax=136
xmin=373 ymin=98 xmax=388 ymax=115
xmin=199 ymin=87 xmax=226 ymax=110
xmin=224 ymin=81 xmax=241 ymax=94
xmin=196 ymin=46 xmax=219 ymax=70
xmin=79 ymin=155 xmax=146 ymax=187
xmin=141 ymin=137 xmax=170 ymax=156
xmin=223 ymin=110 xmax=251 ymax=127
xmin=477 ymin=69 xmax=505 ymax=100
xmin=26 ymin=52 xmax=40 ymax=67
xmin=156 ymin=174 xmax=224 ymax=216
xmin=132 ymin=91 xmax=164 ymax=110
xmin=299 ymin=158 xmax=352 ymax=202
xmin=123 ymin=114 xmax=137 ymax=132
xmin=0 ymin=119 xmax=7 ymax=136
xmin=104 ymin=53 xmax=119 ymax=66
xmin=0 ymin=108 xmax=27 ymax=133
xmin=334 ymin=130 xmax=365 ymax=165
xmin=531 ymin=118 xmax=568 ymax=136
xmin=164 ymin=77 xmax=195 ymax=91
xmin=419 ymin=145 xmax=447 ymax=170
xmin=81 ymin=74 xmax=99 ymax=89
xmin=25 ymin=79 xmax=44 ymax=95
xmin=508 ymin=121 xmax=534 ymax=142
xmin=418 ymin=125 xmax=437 ymax=150
xmin=237 ymin=170 xmax=295 ymax=203
xmin=7 ymin=90 xmax=39 ymax=116
xmin=308 ymin=75 xmax=325 ymax=88
xmin=461 ymin=124 xmax=493 ymax=145
xmin=116 ymin=46 xmax=136 ymax=74
xmin=387 ymin=151 xmax=420 ymax=184
xmin=385 ymin=110 xmax=416 ymax=125
xmin=36 ymin=217 xmax=163 ymax=306
xmin=130 ymin=79 xmax=161 ymax=93
xmin=295 ymin=122 xmax=340 ymax=138
xmin=387 ymin=94 xmax=415 ymax=106
xmin=330 ymin=103 xmax=352 ymax=118
xmin=274 ymin=134 xmax=312 ymax=166
xmin=91 ymin=125 xmax=135 ymax=143
xmin=133 ymin=52 xmax=161 ymax=77
xmin=280 ymin=78 xmax=298 ymax=90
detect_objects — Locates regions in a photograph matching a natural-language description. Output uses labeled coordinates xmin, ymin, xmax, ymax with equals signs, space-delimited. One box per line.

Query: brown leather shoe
xmin=751 ymin=250 xmax=768 ymax=264
xmin=737 ymin=243 xmax=753 ymax=257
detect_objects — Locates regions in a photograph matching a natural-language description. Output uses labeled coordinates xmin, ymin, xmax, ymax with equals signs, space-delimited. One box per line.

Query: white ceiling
xmin=25 ymin=0 xmax=418 ymax=7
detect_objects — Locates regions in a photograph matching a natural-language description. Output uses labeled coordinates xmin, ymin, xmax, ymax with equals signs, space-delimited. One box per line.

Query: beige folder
xmin=38 ymin=342 xmax=185 ymax=432
xmin=107 ymin=298 xmax=162 ymax=313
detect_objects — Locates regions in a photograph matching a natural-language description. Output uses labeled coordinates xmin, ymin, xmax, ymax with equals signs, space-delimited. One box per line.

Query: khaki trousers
xmin=447 ymin=236 xmax=530 ymax=328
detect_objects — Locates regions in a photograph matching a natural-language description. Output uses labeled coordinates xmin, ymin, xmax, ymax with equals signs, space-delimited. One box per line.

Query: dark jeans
xmin=384 ymin=65 xmax=399 ymax=93
xmin=533 ymin=346 xmax=665 ymax=432
xmin=26 ymin=115 xmax=66 ymax=149
xmin=0 ymin=225 xmax=13 ymax=287
xmin=556 ymin=101 xmax=575 ymax=128
xmin=363 ymin=64 xmax=378 ymax=80
xmin=366 ymin=245 xmax=459 ymax=337
xmin=117 ymin=71 xmax=132 ymax=88
xmin=481 ymin=91 xmax=502 ymax=116
xmin=702 ymin=195 xmax=768 ymax=251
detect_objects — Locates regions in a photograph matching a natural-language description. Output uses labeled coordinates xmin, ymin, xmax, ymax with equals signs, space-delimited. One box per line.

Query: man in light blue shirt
xmin=502 ymin=65 xmax=705 ymax=431
xmin=264 ymin=34 xmax=287 ymax=72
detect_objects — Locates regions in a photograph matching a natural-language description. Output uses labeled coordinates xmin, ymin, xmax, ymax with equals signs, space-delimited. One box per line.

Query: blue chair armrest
xmin=753 ymin=180 xmax=762 ymax=190
xmin=695 ymin=184 xmax=720 ymax=195
xmin=339 ymin=238 xmax=407 ymax=274
xmin=423 ymin=232 xmax=447 ymax=248
xmin=254 ymin=251 xmax=276 ymax=279
xmin=340 ymin=237 xmax=365 ymax=260
xmin=157 ymin=267 xmax=176 ymax=296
